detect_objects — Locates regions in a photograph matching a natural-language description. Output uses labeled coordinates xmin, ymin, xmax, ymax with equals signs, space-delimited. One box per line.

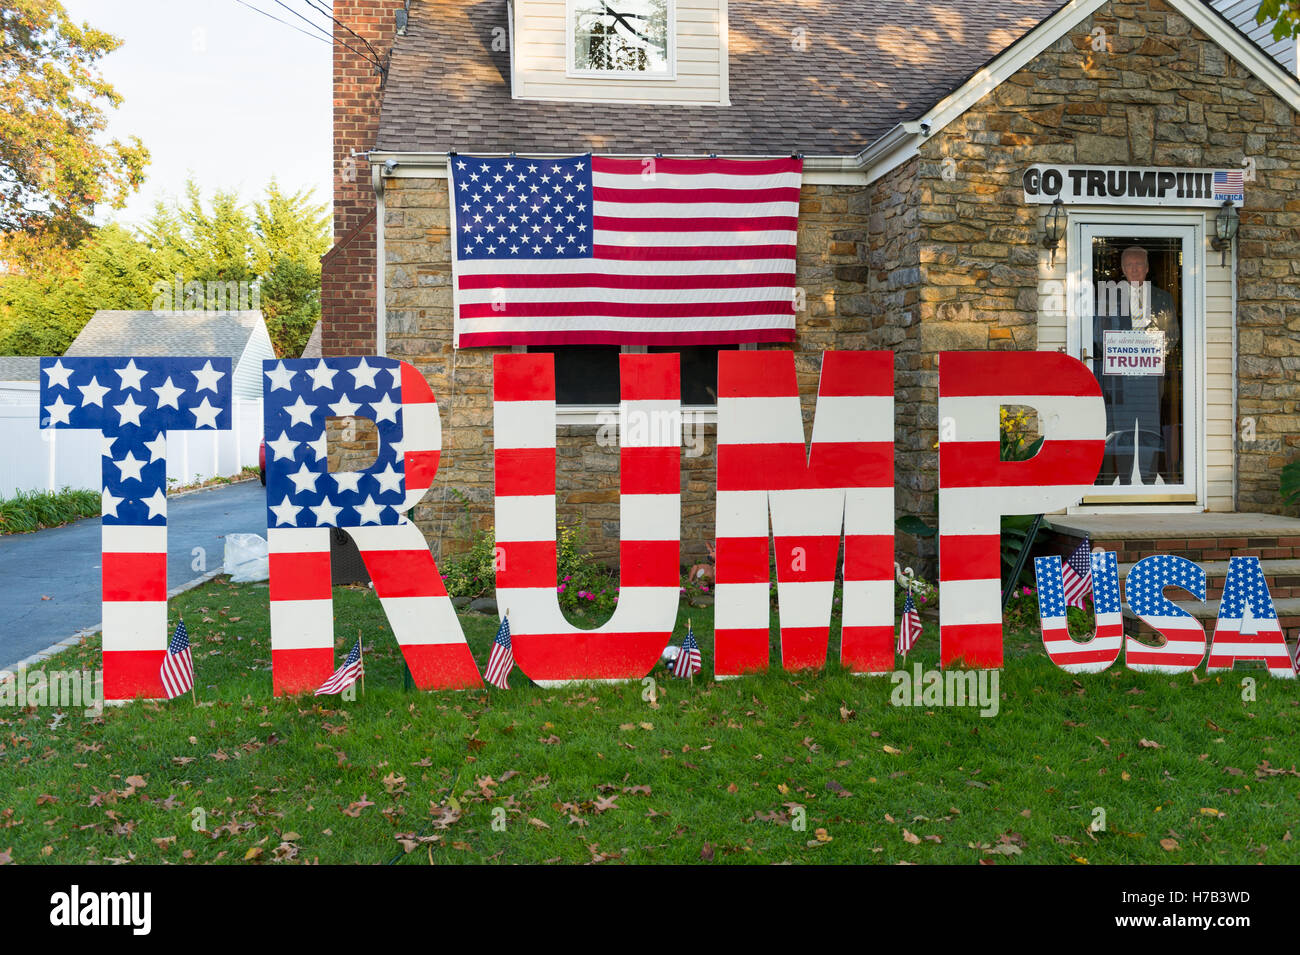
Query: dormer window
xmin=568 ymin=0 xmax=675 ymax=79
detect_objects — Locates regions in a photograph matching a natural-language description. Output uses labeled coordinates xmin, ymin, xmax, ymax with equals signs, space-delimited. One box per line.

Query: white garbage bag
xmin=224 ymin=532 xmax=270 ymax=582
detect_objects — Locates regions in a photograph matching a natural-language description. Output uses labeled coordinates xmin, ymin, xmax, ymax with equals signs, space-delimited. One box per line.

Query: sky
xmin=62 ymin=0 xmax=332 ymax=230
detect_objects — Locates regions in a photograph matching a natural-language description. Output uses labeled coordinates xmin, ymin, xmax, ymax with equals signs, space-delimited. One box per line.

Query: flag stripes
xmin=714 ymin=350 xmax=894 ymax=677
xmin=159 ymin=619 xmax=194 ymax=700
xmin=491 ymin=352 xmax=681 ymax=684
xmin=315 ymin=639 xmax=363 ymax=696
xmin=937 ymin=352 xmax=1105 ymax=668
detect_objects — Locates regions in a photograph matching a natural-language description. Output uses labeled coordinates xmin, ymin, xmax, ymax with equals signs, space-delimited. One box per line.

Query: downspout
xmin=372 ymin=160 xmax=387 ymax=357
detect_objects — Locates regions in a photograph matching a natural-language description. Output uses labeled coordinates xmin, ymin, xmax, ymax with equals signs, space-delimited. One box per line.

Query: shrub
xmin=440 ymin=520 xmax=620 ymax=618
xmin=0 ymin=487 xmax=100 ymax=534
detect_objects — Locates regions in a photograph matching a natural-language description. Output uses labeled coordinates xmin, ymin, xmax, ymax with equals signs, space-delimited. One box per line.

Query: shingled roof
xmin=377 ymin=0 xmax=1069 ymax=156
xmin=64 ymin=311 xmax=265 ymax=363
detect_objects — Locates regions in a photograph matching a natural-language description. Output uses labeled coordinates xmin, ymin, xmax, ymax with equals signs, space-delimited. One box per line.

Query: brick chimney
xmin=321 ymin=0 xmax=405 ymax=357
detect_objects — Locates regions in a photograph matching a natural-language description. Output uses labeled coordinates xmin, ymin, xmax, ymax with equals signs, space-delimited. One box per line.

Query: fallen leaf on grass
xmin=1160 ymin=838 xmax=1179 ymax=851
xmin=342 ymin=796 xmax=375 ymax=817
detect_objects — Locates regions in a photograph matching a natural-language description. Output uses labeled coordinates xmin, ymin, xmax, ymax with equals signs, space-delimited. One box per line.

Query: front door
xmin=1071 ymin=217 xmax=1202 ymax=504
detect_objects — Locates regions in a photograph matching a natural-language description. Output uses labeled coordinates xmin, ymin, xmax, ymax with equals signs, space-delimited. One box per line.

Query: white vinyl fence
xmin=0 ymin=382 xmax=261 ymax=497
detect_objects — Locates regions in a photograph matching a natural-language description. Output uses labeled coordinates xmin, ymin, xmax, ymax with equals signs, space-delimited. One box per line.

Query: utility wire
xmin=302 ymin=0 xmax=386 ymax=68
xmin=269 ymin=0 xmax=384 ymax=70
xmin=231 ymin=0 xmax=330 ymax=45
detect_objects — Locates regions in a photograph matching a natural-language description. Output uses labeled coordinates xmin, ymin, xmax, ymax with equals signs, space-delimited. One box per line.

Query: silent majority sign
xmin=38 ymin=351 xmax=1296 ymax=702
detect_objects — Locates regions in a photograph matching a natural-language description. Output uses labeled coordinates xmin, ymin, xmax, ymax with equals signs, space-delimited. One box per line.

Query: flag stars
xmin=113 ymin=394 xmax=146 ymax=427
xmin=192 ymin=360 xmax=225 ymax=393
xmin=115 ymin=359 xmax=147 ymax=391
xmin=44 ymin=360 xmax=74 ymax=389
xmin=78 ymin=376 xmax=110 ymax=408
xmin=269 ymin=496 xmax=303 ymax=526
xmin=112 ymin=451 xmax=147 ymax=482
xmin=44 ymin=395 xmax=74 ymax=426
xmin=152 ymin=376 xmax=185 ymax=410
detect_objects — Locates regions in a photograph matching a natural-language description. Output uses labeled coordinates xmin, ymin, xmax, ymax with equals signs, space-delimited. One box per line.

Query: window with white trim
xmin=568 ymin=0 xmax=674 ymax=78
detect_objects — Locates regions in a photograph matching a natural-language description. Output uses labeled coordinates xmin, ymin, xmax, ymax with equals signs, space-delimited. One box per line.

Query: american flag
xmin=897 ymin=591 xmax=922 ymax=658
xmin=1213 ymin=169 xmax=1244 ymax=201
xmin=160 ymin=619 xmax=194 ymax=700
xmin=449 ymin=155 xmax=801 ymax=347
xmin=672 ymin=626 xmax=702 ymax=679
xmin=484 ymin=616 xmax=514 ymax=689
xmin=315 ymin=639 xmax=363 ymax=696
xmin=1060 ymin=537 xmax=1093 ymax=608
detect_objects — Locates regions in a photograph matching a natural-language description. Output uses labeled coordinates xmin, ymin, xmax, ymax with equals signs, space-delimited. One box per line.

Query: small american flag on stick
xmin=1060 ymin=536 xmax=1094 ymax=609
xmin=316 ymin=639 xmax=363 ymax=696
xmin=160 ymin=618 xmax=195 ymax=701
xmin=672 ymin=621 xmax=702 ymax=679
xmin=897 ymin=591 xmax=921 ymax=658
xmin=485 ymin=612 xmax=514 ymax=689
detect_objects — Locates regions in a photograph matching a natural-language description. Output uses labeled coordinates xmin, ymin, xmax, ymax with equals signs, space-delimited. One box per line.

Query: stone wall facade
xmin=369 ymin=0 xmax=1300 ymax=571
xmin=909 ymin=0 xmax=1300 ymax=530
xmin=382 ymin=177 xmax=875 ymax=562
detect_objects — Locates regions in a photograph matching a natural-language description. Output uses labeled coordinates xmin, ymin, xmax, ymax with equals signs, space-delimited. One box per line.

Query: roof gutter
xmin=369 ymin=148 xmax=879 ymax=185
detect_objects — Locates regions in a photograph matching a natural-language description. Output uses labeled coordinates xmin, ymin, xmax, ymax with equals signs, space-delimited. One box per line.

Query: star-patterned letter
xmin=39 ymin=356 xmax=233 ymax=702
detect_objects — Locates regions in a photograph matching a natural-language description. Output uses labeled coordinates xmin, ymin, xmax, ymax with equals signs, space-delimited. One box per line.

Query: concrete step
xmin=1122 ymin=596 xmax=1300 ymax=625
xmin=1116 ymin=559 xmax=1300 ymax=599
xmin=1049 ymin=512 xmax=1300 ymax=541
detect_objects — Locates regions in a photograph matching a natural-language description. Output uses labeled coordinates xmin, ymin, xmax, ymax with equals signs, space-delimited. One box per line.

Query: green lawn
xmin=2 ymin=577 xmax=1298 ymax=864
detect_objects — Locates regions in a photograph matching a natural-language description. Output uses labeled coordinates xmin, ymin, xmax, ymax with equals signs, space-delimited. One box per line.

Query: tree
xmin=0 ymin=1 xmax=149 ymax=265
xmin=253 ymin=180 xmax=331 ymax=356
xmin=0 ymin=179 xmax=331 ymax=358
xmin=0 ymin=224 xmax=156 ymax=355
xmin=1256 ymin=1 xmax=1300 ymax=38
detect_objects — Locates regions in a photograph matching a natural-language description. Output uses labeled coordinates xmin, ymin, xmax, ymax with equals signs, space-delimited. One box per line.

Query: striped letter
xmin=265 ymin=357 xmax=481 ymax=694
xmin=1206 ymin=556 xmax=1295 ymax=678
xmin=938 ymin=352 xmax=1104 ymax=668
xmin=714 ymin=351 xmax=894 ymax=676
xmin=492 ymin=352 xmax=681 ymax=684
xmin=39 ymin=357 xmax=232 ymax=701
xmin=1033 ymin=551 xmax=1123 ymax=673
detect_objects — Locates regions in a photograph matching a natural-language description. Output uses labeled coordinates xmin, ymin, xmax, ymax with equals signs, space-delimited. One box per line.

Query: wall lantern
xmin=1212 ymin=199 xmax=1239 ymax=266
xmin=1042 ymin=198 xmax=1066 ymax=266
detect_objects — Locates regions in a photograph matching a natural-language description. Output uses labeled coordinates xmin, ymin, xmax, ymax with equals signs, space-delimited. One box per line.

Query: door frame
xmin=1064 ymin=209 xmax=1207 ymax=511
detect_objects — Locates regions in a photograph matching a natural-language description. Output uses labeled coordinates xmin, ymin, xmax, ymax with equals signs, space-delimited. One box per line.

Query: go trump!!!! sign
xmin=39 ymin=350 xmax=1294 ymax=703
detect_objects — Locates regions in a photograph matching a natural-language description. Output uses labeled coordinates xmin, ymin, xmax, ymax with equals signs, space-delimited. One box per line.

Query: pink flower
xmin=564 ymin=575 xmax=572 ymax=582
xmin=920 ymin=595 xmax=927 ymax=604
xmin=1022 ymin=586 xmax=1032 ymax=596
xmin=585 ymin=593 xmax=595 ymax=601
xmin=557 ymin=583 xmax=566 ymax=593
xmin=700 ymin=584 xmax=709 ymax=592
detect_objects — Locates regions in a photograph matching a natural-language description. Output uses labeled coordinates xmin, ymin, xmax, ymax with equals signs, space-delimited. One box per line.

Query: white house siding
xmin=234 ymin=320 xmax=276 ymax=400
xmin=512 ymin=0 xmax=727 ymax=105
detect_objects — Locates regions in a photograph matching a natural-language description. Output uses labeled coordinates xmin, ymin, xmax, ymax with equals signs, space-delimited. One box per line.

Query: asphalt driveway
xmin=0 ymin=479 xmax=267 ymax=669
